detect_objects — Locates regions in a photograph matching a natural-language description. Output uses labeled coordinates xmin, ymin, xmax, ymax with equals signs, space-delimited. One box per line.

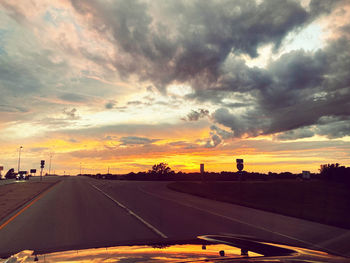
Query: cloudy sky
xmin=0 ymin=0 xmax=349 ymax=174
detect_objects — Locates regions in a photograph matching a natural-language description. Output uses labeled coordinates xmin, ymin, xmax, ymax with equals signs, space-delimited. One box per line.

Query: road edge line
xmin=0 ymin=180 xmax=61 ymax=231
xmin=89 ymin=183 xmax=168 ymax=239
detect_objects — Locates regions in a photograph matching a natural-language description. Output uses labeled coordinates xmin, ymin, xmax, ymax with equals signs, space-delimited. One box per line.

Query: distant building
xmin=200 ymin=164 xmax=204 ymax=174
xmin=302 ymin=171 xmax=310 ymax=180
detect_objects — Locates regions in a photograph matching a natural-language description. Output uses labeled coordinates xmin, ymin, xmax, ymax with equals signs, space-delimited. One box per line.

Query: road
xmin=0 ymin=176 xmax=349 ymax=257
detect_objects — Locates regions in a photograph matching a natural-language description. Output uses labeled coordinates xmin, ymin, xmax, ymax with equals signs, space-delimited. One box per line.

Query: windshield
xmin=0 ymin=0 xmax=350 ymax=260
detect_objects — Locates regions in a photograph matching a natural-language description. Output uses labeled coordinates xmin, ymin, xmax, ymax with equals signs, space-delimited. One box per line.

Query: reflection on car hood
xmin=1 ymin=235 xmax=349 ymax=263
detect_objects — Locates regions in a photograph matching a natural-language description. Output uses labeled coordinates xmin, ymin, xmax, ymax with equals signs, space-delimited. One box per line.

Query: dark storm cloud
xmin=127 ymin=100 xmax=144 ymax=106
xmin=223 ymin=102 xmax=250 ymax=108
xmin=169 ymin=140 xmax=199 ymax=149
xmin=212 ymin=107 xmax=268 ymax=138
xmin=63 ymin=108 xmax=80 ymax=120
xmin=29 ymin=147 xmax=49 ymax=152
xmin=210 ymin=34 xmax=350 ymax=139
xmin=50 ymin=120 xmax=209 ymax=141
xmin=119 ymin=136 xmax=159 ymax=146
xmin=0 ymin=26 xmax=74 ymax=122
xmin=261 ymin=36 xmax=350 ymax=136
xmin=275 ymin=128 xmax=315 ymax=141
xmin=316 ymin=120 xmax=350 ymax=139
xmin=308 ymin=0 xmax=344 ymax=17
xmin=204 ymin=134 xmax=222 ymax=148
xmin=105 ymin=102 xmax=114 ymax=109
xmin=67 ymin=0 xmax=348 ymax=139
xmin=0 ymin=104 xmax=29 ymax=113
xmin=340 ymin=24 xmax=350 ymax=35
xmin=59 ymin=93 xmax=87 ymax=103
xmin=146 ymin=86 xmax=154 ymax=93
xmin=0 ymin=1 xmax=27 ymax=25
xmin=33 ymin=108 xmax=81 ymax=128
xmin=184 ymin=108 xmax=209 ymax=121
xmin=69 ymin=0 xmax=321 ymax=87
xmin=0 ymin=55 xmax=42 ymax=100
xmin=275 ymin=117 xmax=350 ymax=141
xmin=210 ymin=125 xmax=234 ymax=140
xmin=105 ymin=100 xmax=116 ymax=109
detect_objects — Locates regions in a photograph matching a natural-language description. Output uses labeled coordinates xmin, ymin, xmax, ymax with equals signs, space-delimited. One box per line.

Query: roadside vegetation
xmin=81 ymin=162 xmax=350 ymax=228
xmin=168 ymin=164 xmax=350 ymax=229
xmin=0 ymin=181 xmax=58 ymax=222
xmin=82 ymin=162 xmax=311 ymax=181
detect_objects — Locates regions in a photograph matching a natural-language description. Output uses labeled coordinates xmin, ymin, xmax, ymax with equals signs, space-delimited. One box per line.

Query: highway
xmin=0 ymin=176 xmax=349 ymax=257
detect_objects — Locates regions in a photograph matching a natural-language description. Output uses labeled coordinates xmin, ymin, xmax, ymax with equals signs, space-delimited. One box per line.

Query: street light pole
xmin=17 ymin=146 xmax=23 ymax=173
xmin=48 ymin=153 xmax=53 ymax=176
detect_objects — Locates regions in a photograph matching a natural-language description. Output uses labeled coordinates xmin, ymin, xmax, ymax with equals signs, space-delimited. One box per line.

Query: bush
xmin=320 ymin=163 xmax=350 ymax=184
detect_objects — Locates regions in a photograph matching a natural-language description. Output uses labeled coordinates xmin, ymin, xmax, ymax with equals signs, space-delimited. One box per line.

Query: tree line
xmin=78 ymin=162 xmax=350 ymax=183
xmin=319 ymin=163 xmax=350 ymax=184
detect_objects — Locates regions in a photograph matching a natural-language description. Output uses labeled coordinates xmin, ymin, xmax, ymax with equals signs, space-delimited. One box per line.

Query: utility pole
xmin=48 ymin=152 xmax=53 ymax=176
xmin=17 ymin=146 xmax=23 ymax=173
xmin=108 ymin=166 xmax=110 ymax=174
xmin=80 ymin=162 xmax=82 ymax=175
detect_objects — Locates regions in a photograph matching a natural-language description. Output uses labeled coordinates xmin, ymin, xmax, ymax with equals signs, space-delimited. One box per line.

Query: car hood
xmin=1 ymin=235 xmax=349 ymax=263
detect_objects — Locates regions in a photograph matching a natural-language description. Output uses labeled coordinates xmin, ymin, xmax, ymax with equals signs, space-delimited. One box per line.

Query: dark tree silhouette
xmin=320 ymin=163 xmax=340 ymax=179
xmin=149 ymin=163 xmax=172 ymax=175
xmin=320 ymin=163 xmax=350 ymax=184
xmin=5 ymin=168 xmax=15 ymax=179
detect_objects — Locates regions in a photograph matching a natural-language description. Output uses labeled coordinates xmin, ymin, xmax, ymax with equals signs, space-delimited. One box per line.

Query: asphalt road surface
xmin=0 ymin=177 xmax=349 ymax=257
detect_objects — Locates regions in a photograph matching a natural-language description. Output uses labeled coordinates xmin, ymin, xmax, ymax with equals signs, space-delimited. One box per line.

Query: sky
xmin=0 ymin=0 xmax=349 ymax=175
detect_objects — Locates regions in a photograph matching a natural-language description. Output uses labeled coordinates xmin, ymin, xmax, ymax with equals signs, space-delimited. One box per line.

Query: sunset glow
xmin=0 ymin=0 xmax=349 ymax=174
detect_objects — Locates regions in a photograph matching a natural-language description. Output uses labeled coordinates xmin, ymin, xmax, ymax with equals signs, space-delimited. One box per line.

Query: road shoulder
xmin=0 ymin=179 xmax=61 ymax=225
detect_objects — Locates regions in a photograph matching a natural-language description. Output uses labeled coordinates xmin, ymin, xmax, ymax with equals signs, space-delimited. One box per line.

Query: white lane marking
xmin=89 ymin=183 xmax=167 ymax=239
xmin=138 ymin=185 xmax=340 ymax=255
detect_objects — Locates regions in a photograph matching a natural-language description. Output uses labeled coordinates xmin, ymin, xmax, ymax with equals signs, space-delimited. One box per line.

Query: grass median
xmin=0 ymin=181 xmax=59 ymax=222
xmin=167 ymin=180 xmax=350 ymax=229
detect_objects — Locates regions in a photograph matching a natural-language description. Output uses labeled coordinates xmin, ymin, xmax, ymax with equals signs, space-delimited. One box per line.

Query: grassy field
xmin=168 ymin=180 xmax=350 ymax=229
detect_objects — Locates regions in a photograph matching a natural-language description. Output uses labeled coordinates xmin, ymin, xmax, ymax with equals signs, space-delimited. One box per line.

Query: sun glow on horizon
xmin=0 ymin=0 xmax=349 ymax=176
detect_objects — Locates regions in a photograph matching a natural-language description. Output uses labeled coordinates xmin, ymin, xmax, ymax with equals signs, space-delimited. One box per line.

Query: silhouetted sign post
xmin=30 ymin=169 xmax=36 ymax=177
xmin=236 ymin=159 xmax=244 ymax=180
xmin=40 ymin=160 xmax=45 ymax=181
xmin=0 ymin=166 xmax=3 ymax=179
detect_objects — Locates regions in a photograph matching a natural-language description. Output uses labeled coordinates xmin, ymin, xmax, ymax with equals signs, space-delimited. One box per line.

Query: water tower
xmin=200 ymin=163 xmax=204 ymax=174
